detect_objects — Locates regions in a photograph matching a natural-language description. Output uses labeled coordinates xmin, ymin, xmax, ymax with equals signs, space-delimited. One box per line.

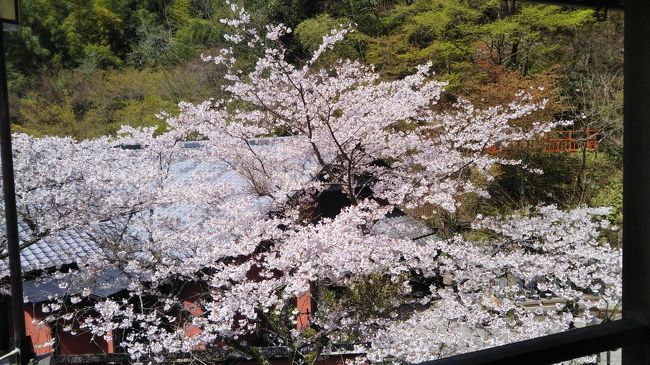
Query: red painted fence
xmin=543 ymin=129 xmax=599 ymax=152
xmin=486 ymin=129 xmax=600 ymax=154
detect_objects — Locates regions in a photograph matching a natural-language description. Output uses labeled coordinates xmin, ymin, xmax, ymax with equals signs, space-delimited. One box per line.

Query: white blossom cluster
xmin=364 ymin=206 xmax=620 ymax=364
xmin=0 ymin=5 xmax=620 ymax=365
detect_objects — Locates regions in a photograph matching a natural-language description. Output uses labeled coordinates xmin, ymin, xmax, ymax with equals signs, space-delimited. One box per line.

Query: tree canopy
xmin=1 ymin=4 xmax=622 ymax=364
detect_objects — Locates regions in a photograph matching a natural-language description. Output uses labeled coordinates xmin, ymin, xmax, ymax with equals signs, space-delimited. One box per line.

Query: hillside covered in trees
xmin=6 ymin=0 xmax=623 ymax=225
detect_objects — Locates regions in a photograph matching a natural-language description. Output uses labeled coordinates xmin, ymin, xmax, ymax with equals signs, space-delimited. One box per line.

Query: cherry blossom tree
xmin=0 ymin=3 xmax=620 ymax=365
xmin=364 ymin=205 xmax=620 ymax=364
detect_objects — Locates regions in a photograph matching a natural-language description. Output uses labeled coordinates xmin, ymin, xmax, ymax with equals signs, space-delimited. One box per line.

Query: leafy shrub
xmin=82 ymin=44 xmax=122 ymax=69
xmin=592 ymin=179 xmax=622 ymax=227
xmin=295 ymin=14 xmax=368 ymax=62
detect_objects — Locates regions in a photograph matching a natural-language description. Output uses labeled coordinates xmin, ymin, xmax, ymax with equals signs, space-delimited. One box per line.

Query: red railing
xmin=486 ymin=129 xmax=600 ymax=154
xmin=543 ymin=129 xmax=599 ymax=152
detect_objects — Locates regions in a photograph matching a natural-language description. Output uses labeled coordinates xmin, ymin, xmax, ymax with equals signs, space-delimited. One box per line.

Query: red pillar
xmin=23 ymin=306 xmax=53 ymax=356
xmin=296 ymin=292 xmax=312 ymax=330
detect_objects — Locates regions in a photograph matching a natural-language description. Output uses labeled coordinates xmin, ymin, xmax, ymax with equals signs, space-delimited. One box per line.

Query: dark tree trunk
xmin=508 ymin=0 xmax=517 ymax=15
xmin=500 ymin=0 xmax=517 ymax=16
xmin=510 ymin=40 xmax=520 ymax=66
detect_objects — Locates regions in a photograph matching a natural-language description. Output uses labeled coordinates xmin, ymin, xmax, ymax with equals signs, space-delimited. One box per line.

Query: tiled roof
xmin=0 ymin=138 xmax=435 ymax=302
xmin=22 ymin=268 xmax=129 ymax=303
xmin=0 ymin=140 xmax=260 ymax=278
xmin=0 ymin=230 xmax=101 ymax=274
xmin=372 ymin=213 xmax=436 ymax=242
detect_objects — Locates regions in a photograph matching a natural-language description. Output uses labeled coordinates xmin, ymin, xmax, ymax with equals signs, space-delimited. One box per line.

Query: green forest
xmin=6 ymin=0 xmax=624 ymax=231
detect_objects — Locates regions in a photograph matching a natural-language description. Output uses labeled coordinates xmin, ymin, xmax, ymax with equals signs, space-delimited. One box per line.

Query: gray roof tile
xmin=1 ymin=138 xmax=435 ymax=302
xmin=0 ymin=139 xmax=285 ymax=277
